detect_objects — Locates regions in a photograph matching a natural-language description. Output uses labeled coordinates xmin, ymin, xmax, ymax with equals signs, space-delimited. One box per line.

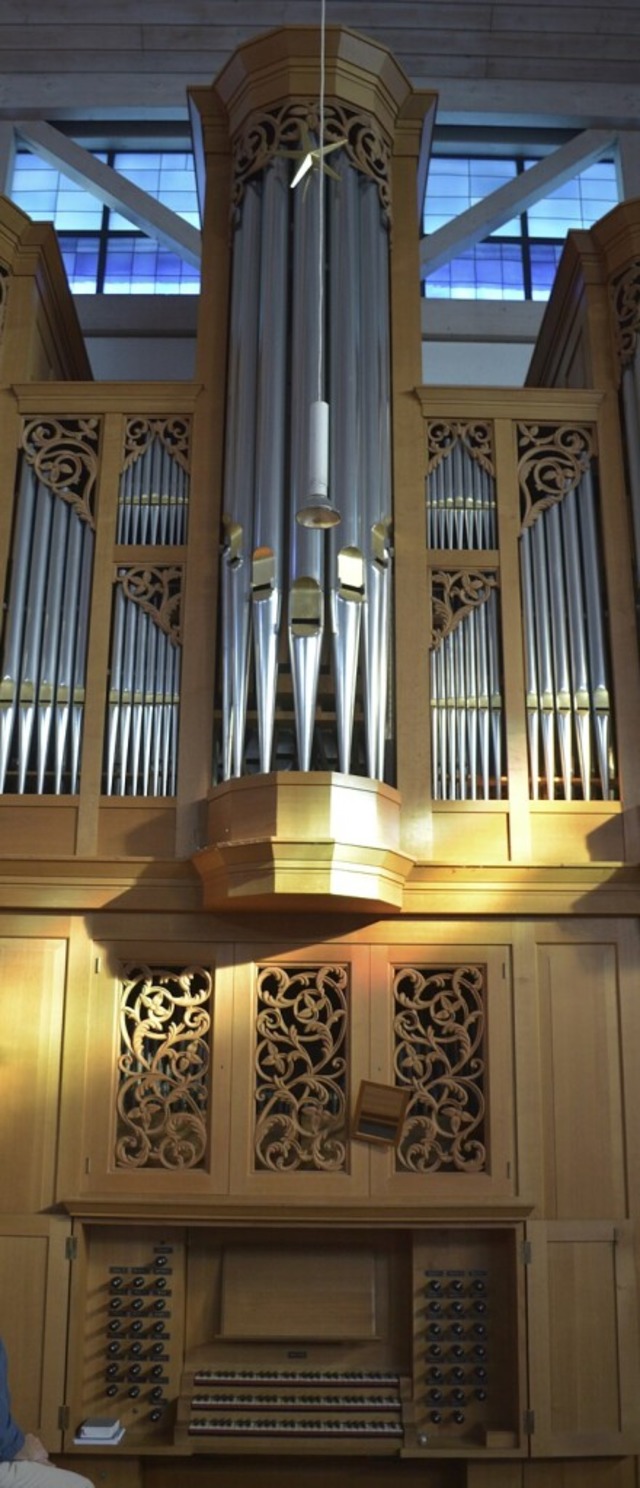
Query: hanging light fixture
xmin=294 ymin=0 xmax=342 ymax=530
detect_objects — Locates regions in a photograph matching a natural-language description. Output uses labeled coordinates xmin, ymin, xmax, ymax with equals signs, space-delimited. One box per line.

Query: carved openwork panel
xmin=20 ymin=416 xmax=100 ymax=529
xmin=393 ymin=964 xmax=486 ymax=1173
xmin=118 ymin=417 xmax=191 ymax=545
xmin=115 ymin=964 xmax=212 ymax=1170
xmin=517 ymin=423 xmax=595 ymax=529
xmin=254 ymin=963 xmax=349 ymax=1172
xmin=430 ymin=569 xmax=499 ymax=651
xmin=610 ymin=259 xmax=640 ymax=371
xmin=116 ymin=565 xmax=182 ymax=645
xmin=232 ymin=101 xmax=391 ymax=218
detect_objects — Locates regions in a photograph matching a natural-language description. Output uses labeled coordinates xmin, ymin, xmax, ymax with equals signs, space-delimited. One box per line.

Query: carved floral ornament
xmin=115 ymin=963 xmax=211 ymax=1170
xmin=430 ymin=569 xmax=499 ymax=651
xmin=254 ymin=962 xmax=348 ymax=1173
xmin=426 ymin=420 xmax=495 ymax=479
xmin=123 ymin=415 xmax=191 ymax=474
xmin=610 ymin=259 xmax=640 ymax=370
xmin=117 ymin=565 xmax=182 ymax=645
xmin=517 ymin=422 xmax=595 ymax=530
xmin=20 ymin=416 xmax=100 ymax=530
xmin=231 ymin=101 xmax=392 ymax=220
xmin=393 ymin=964 xmax=486 ymax=1174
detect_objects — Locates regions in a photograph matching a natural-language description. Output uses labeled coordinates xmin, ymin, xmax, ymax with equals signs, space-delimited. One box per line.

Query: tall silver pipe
xmin=106 ymin=582 xmax=125 ymax=796
xmin=430 ymin=641 xmax=440 ymax=799
xmin=0 ymin=464 xmax=37 ymax=791
xmin=151 ymin=628 xmax=167 ymax=798
xmin=252 ymin=157 xmax=289 ymax=774
xmin=475 ymin=597 xmax=491 ymax=802
xmin=578 ymin=467 xmax=612 ymax=798
xmin=288 ymin=160 xmax=324 ymax=771
xmin=55 ymin=512 xmax=83 ymax=793
xmin=329 ymin=155 xmax=364 ymax=774
xmin=129 ymin=604 xmax=149 ymax=792
xmin=36 ymin=495 xmax=69 ymax=792
xmin=465 ymin=607 xmax=478 ymax=800
xmin=70 ymin=524 xmax=93 ymax=795
xmin=221 ymin=180 xmax=262 ymax=779
xmin=531 ymin=515 xmax=555 ymax=798
xmin=18 ymin=482 xmax=53 ymax=792
xmin=141 ymin=617 xmax=158 ymax=796
xmin=454 ymin=621 xmax=467 ymax=798
xmin=360 ymin=176 xmax=392 ymax=780
xmin=117 ymin=592 xmax=137 ymax=796
xmin=546 ymin=501 xmax=572 ymax=798
xmin=519 ymin=526 xmax=540 ymax=800
xmin=561 ymin=485 xmax=591 ymax=798
xmin=487 ymin=590 xmax=502 ymax=799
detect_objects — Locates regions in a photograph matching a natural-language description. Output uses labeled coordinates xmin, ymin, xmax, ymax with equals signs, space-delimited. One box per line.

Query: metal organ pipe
xmin=329 ymin=155 xmax=364 ymax=775
xmin=252 ymin=158 xmax=289 ymax=775
xmin=359 ymin=175 xmax=392 ymax=782
xmin=221 ymin=180 xmax=262 ymax=780
xmin=288 ymin=164 xmax=325 ymax=773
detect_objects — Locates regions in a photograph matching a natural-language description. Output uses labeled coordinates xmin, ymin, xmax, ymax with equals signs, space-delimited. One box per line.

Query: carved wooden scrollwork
xmin=610 ymin=259 xmax=640 ymax=372
xmin=117 ymin=565 xmax=182 ymax=644
xmin=431 ymin=569 xmax=499 ymax=650
xmin=232 ymin=101 xmax=391 ymax=219
xmin=517 ymin=422 xmax=595 ymax=529
xmin=254 ymin=963 xmax=348 ymax=1172
xmin=115 ymin=963 xmax=211 ymax=1170
xmin=393 ymin=964 xmax=486 ymax=1173
xmin=123 ymin=415 xmax=191 ymax=473
xmin=21 ymin=416 xmax=100 ymax=529
xmin=426 ymin=420 xmax=495 ymax=478
xmin=0 ymin=262 xmax=9 ymax=341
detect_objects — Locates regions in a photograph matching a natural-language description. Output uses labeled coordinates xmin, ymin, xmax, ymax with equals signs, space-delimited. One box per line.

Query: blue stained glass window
xmin=104 ymin=237 xmax=200 ymax=295
xmin=11 ymin=151 xmax=107 ymax=229
xmin=59 ymin=235 xmax=101 ymax=293
xmin=425 ymin=243 xmax=525 ymax=301
xmin=9 ymin=145 xmax=200 ymax=296
xmin=423 ymin=153 xmax=619 ymax=301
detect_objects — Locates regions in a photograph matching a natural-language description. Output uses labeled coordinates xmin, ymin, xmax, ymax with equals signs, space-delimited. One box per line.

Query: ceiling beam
xmin=421 ymin=128 xmax=618 ymax=272
xmin=12 ymin=119 xmax=201 ymax=265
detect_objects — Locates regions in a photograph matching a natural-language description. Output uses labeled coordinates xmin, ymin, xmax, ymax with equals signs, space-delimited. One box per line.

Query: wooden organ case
xmin=1 ymin=21 xmax=640 ymax=1488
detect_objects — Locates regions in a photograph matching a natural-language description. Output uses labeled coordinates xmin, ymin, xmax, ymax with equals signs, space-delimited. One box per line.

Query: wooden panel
xmin=0 ymin=1215 xmax=71 ymax=1449
xmin=0 ymin=936 xmax=67 ymax=1211
xmin=369 ymin=944 xmax=515 ymax=1201
xmin=530 ymin=805 xmax=624 ymax=864
xmin=96 ymin=801 xmax=177 ymax=858
xmin=526 ymin=1220 xmax=640 ymax=1455
xmin=220 ymin=1244 xmax=376 ymax=1340
xmin=0 ymin=801 xmax=78 ymax=857
xmin=523 ymin=1462 xmax=637 ymax=1488
xmin=537 ymin=941 xmax=626 ymax=1219
xmin=431 ymin=807 xmax=510 ymax=863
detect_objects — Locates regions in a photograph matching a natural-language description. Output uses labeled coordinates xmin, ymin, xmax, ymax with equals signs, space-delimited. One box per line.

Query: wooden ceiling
xmin=0 ymin=1 xmax=637 ymax=123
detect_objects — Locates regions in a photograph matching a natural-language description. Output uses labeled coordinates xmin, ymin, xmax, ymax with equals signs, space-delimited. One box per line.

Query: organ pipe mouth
xmin=296 ymin=400 xmax=341 ymax=529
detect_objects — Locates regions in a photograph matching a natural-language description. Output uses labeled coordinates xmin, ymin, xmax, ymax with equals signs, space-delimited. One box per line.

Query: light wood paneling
xmin=0 ymin=934 xmax=67 ymax=1211
xmin=0 ymin=1215 xmax=71 ymax=1450
xmin=526 ymin=1221 xmax=640 ymax=1456
xmin=536 ymin=939 xmax=626 ymax=1219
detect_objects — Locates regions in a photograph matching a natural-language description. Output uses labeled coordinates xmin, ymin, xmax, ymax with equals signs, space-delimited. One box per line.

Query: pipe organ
xmin=1 ymin=23 xmax=640 ymax=1488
